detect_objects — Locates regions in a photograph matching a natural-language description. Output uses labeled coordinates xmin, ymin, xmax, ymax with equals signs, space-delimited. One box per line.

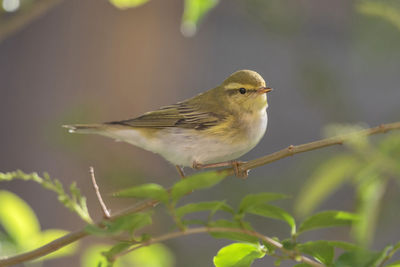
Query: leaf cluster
xmin=296 ymin=130 xmax=400 ymax=245
xmin=1 ymin=132 xmax=400 ymax=267
xmin=0 ymin=190 xmax=77 ymax=261
xmin=0 ymin=170 xmax=92 ymax=223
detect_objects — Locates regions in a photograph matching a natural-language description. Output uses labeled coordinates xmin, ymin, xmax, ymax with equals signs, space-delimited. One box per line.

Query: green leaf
xmin=387 ymin=260 xmax=400 ymax=267
xmin=213 ymin=243 xmax=265 ymax=267
xmin=374 ymin=245 xmax=395 ymax=267
xmin=357 ymin=1 xmax=400 ymax=32
xmin=109 ymin=0 xmax=149 ymax=9
xmin=0 ymin=190 xmax=41 ymax=245
xmin=67 ymin=181 xmax=92 ymax=223
xmin=393 ymin=241 xmax=400 ymax=251
xmin=82 ymin=243 xmax=174 ymax=267
xmin=124 ymin=243 xmax=175 ymax=267
xmin=181 ymin=0 xmax=219 ymax=37
xmin=295 ymin=155 xmax=360 ymax=217
xmin=0 ymin=171 xmax=92 ymax=223
xmin=261 ymin=237 xmax=279 ymax=255
xmin=81 ymin=244 xmax=110 ymax=267
xmin=0 ymin=238 xmax=17 ymax=258
xmin=85 ymin=212 xmax=152 ymax=236
xmin=281 ymin=239 xmax=296 ymax=250
xmin=327 ymin=241 xmax=359 ymax=251
xmin=0 ymin=170 xmax=42 ymax=183
xmin=171 ymin=171 xmax=228 ymax=203
xmin=114 ymin=183 xmax=169 ymax=203
xmin=209 ymin=220 xmax=258 ymax=243
xmin=353 ymin=173 xmax=386 ymax=245
xmin=34 ymin=229 xmax=78 ymax=260
xmin=238 ymin=193 xmax=289 ymax=214
xmin=175 ymin=201 xmax=234 ymax=218
xmin=334 ymin=249 xmax=382 ymax=267
xmin=245 ymin=204 xmax=296 ymax=235
xmin=298 ymin=211 xmax=358 ymax=234
xmin=298 ymin=241 xmax=334 ymax=265
xmin=379 ymin=133 xmax=400 ymax=154
xmin=103 ymin=242 xmax=133 ymax=261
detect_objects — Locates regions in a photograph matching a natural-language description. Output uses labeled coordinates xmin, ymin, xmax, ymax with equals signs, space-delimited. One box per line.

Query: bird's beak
xmin=257 ymin=87 xmax=273 ymax=94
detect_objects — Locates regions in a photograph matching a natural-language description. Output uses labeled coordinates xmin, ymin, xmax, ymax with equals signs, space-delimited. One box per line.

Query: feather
xmin=105 ymin=101 xmax=227 ymax=131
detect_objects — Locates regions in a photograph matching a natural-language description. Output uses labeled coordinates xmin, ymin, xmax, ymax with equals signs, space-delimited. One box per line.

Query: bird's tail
xmin=63 ymin=124 xmax=105 ymax=134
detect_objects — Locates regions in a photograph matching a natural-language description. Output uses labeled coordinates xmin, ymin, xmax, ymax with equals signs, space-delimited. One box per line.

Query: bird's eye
xmin=239 ymin=88 xmax=246 ymax=94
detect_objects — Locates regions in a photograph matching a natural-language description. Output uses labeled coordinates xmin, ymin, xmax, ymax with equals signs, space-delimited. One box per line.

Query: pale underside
xmin=100 ymin=108 xmax=268 ymax=167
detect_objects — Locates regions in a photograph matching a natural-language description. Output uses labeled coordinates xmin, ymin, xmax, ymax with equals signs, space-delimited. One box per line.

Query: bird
xmin=63 ymin=70 xmax=272 ymax=178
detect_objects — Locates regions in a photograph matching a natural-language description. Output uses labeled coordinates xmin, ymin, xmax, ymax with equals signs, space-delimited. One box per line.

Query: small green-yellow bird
xmin=64 ymin=70 xmax=272 ymax=178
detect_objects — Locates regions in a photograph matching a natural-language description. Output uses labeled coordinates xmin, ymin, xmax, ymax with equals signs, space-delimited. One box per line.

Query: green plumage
xmin=106 ymin=101 xmax=227 ymax=130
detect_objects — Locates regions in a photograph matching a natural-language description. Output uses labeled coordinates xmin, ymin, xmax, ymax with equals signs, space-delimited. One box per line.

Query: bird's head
xmin=219 ymin=70 xmax=272 ymax=113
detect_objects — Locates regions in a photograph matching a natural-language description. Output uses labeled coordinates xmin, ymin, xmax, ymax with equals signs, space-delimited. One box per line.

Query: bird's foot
xmin=231 ymin=160 xmax=248 ymax=179
xmin=175 ymin=165 xmax=186 ymax=179
xmin=192 ymin=160 xmax=248 ymax=178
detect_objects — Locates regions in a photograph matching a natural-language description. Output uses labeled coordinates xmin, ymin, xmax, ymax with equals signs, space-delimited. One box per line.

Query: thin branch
xmin=377 ymin=242 xmax=400 ymax=267
xmin=89 ymin=167 xmax=111 ymax=219
xmin=1 ymin=121 xmax=400 ymax=266
xmin=233 ymin=122 xmax=400 ymax=176
xmin=0 ymin=230 xmax=87 ymax=267
xmin=0 ymin=0 xmax=64 ymax=43
xmin=0 ymin=199 xmax=156 ymax=267
xmin=113 ymin=227 xmax=324 ymax=267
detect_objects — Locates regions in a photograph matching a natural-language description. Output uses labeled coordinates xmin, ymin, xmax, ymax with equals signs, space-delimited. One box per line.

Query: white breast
xmin=106 ymin=110 xmax=268 ymax=167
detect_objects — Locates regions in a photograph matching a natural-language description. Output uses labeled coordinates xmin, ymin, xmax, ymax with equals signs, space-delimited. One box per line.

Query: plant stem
xmin=113 ymin=227 xmax=324 ymax=267
xmin=234 ymin=122 xmax=400 ymax=175
xmin=89 ymin=167 xmax=111 ymax=219
xmin=1 ymin=121 xmax=400 ymax=266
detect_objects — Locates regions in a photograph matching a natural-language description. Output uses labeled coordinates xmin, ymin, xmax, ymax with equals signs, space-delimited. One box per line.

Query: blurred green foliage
xmin=0 ymin=190 xmax=78 ymax=261
xmin=107 ymin=0 xmax=220 ymax=37
xmin=357 ymin=0 xmax=400 ymax=32
xmin=109 ymin=168 xmax=399 ymax=266
xmin=1 ymin=135 xmax=400 ymax=266
xmin=296 ymin=127 xmax=400 ymax=246
xmin=81 ymin=243 xmax=174 ymax=267
xmin=109 ymin=0 xmax=149 ymax=9
xmin=0 ymin=171 xmax=92 ymax=223
xmin=181 ymin=0 xmax=219 ymax=37
xmin=244 ymin=0 xmax=304 ymax=35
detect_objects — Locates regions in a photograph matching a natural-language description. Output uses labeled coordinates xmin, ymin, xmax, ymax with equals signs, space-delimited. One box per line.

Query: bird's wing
xmin=105 ymin=102 xmax=226 ymax=130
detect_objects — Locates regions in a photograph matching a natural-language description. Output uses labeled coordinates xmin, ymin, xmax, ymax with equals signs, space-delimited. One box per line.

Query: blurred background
xmin=1 ymin=0 xmax=400 ymax=266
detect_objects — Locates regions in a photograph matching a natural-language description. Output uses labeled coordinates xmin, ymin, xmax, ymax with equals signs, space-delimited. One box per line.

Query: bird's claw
xmin=231 ymin=161 xmax=248 ymax=179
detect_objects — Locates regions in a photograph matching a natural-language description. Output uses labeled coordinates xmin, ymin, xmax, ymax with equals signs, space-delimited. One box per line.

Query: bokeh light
xmin=2 ymin=0 xmax=20 ymax=12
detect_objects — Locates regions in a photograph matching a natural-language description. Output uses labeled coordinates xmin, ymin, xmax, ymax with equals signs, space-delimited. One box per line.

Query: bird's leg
xmin=231 ymin=161 xmax=249 ymax=179
xmin=192 ymin=161 xmax=233 ymax=169
xmin=175 ymin=165 xmax=186 ymax=179
xmin=192 ymin=160 xmax=248 ymax=178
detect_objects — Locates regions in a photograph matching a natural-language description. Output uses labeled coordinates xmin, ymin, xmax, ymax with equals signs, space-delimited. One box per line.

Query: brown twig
xmin=1 ymin=121 xmax=400 ymax=266
xmin=233 ymin=121 xmax=400 ymax=176
xmin=0 ymin=230 xmax=87 ymax=267
xmin=89 ymin=167 xmax=110 ymax=219
xmin=377 ymin=242 xmax=400 ymax=267
xmin=0 ymin=198 xmax=158 ymax=267
xmin=113 ymin=227 xmax=324 ymax=267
